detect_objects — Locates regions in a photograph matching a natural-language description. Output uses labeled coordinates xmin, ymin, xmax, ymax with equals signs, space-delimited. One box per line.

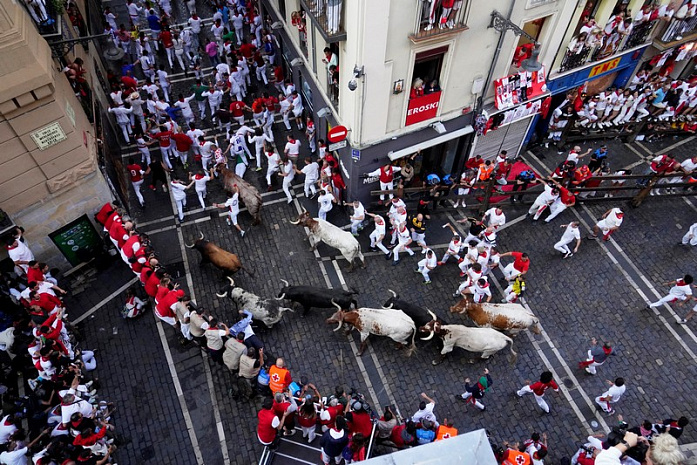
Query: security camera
xmin=348 ymin=79 xmax=358 ymax=91
xmin=290 ymin=58 xmax=304 ymax=67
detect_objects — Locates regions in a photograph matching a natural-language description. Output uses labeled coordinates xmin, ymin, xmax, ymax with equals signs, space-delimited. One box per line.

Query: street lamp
xmin=489 ymin=10 xmax=542 ymax=71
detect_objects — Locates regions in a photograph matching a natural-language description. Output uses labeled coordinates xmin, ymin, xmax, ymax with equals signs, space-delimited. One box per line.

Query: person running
xmin=527 ymin=178 xmax=559 ymax=221
xmin=345 ymin=200 xmax=365 ymax=236
xmin=554 ymin=222 xmax=581 ymax=259
xmin=680 ymin=222 xmax=697 ymax=246
xmin=416 ymin=248 xmax=437 ymax=285
xmin=367 ymin=213 xmax=390 ymax=257
xmin=647 ymin=275 xmax=693 ymax=310
xmin=389 ymin=221 xmax=415 ymax=266
xmin=171 ymin=176 xmax=194 ymax=221
xmin=317 ymin=189 xmax=336 ymax=221
xmin=189 ymin=169 xmax=211 ymax=210
xmin=595 ymin=377 xmax=626 ymax=415
xmin=213 ymin=186 xmax=245 ymax=237
xmin=456 ymin=368 xmax=492 ymax=411
xmin=578 ymin=338 xmax=613 ymax=375
xmin=280 ymin=158 xmax=296 ymax=204
xmin=439 ymin=223 xmax=463 ymax=265
xmin=587 ymin=207 xmax=624 ymax=241
xmin=499 ymin=251 xmax=530 ymax=281
xmin=462 ymin=277 xmax=492 ymax=303
xmin=409 ymin=213 xmax=428 ymax=251
xmin=516 ymin=371 xmax=559 ymax=414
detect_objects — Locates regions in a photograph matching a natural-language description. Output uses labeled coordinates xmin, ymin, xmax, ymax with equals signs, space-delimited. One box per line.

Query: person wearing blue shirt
xmin=147 ymin=9 xmax=161 ymax=51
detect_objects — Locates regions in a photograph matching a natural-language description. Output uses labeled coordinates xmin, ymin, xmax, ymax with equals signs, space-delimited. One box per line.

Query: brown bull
xmin=185 ymin=232 xmax=251 ymax=276
xmin=215 ymin=164 xmax=263 ymax=225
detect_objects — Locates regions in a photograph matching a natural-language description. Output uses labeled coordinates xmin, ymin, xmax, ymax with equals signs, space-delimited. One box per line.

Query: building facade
xmin=0 ymin=0 xmax=113 ymax=269
xmin=260 ymin=0 xmax=588 ymax=203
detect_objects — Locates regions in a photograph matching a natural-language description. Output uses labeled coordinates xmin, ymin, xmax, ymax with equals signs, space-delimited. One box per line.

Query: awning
xmin=388 ymin=125 xmax=474 ymax=161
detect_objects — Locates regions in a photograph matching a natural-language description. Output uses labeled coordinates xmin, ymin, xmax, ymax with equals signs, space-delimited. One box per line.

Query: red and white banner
xmin=405 ymin=91 xmax=441 ymax=126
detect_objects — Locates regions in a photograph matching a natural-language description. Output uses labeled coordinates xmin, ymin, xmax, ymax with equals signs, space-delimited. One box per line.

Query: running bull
xmin=186 ymin=232 xmax=250 ymax=276
xmin=289 ymin=210 xmax=366 ymax=272
xmin=216 ymin=163 xmax=263 ymax=225
xmin=419 ymin=320 xmax=517 ymax=365
xmin=326 ymin=302 xmax=416 ymax=356
xmin=450 ymin=299 xmax=540 ymax=335
xmin=277 ymin=279 xmax=358 ymax=315
xmin=382 ymin=289 xmax=446 ymax=329
xmin=216 ymin=277 xmax=293 ymax=328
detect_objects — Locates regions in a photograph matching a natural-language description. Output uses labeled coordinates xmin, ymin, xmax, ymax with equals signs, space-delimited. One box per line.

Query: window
xmin=406 ymin=47 xmax=447 ymax=126
xmin=511 ymin=17 xmax=547 ymax=73
xmin=411 ymin=0 xmax=469 ymax=41
xmin=410 ymin=47 xmax=447 ymax=100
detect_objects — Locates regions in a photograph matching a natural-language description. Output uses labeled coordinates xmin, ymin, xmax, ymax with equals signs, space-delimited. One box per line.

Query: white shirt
xmin=0 ymin=416 xmax=17 ymax=444
xmin=669 ymin=281 xmax=693 ymax=298
xmin=266 ymin=152 xmax=280 ymax=170
xmin=318 ymin=193 xmax=333 ymax=211
xmin=682 ymin=158 xmax=697 ymax=172
xmin=7 ymin=241 xmax=34 ymax=272
xmin=0 ymin=447 xmax=28 ymax=465
xmin=604 ymin=208 xmax=624 ymax=228
xmin=60 ymin=398 xmax=94 ymax=425
xmin=560 ymin=224 xmax=580 ymax=243
xmin=602 ymin=384 xmax=626 ymax=403
xmin=420 ymin=253 xmax=437 ymax=269
xmin=157 ymin=69 xmax=169 ymax=87
xmin=282 ymin=161 xmax=295 ymax=181
xmin=285 ymin=140 xmax=301 ymax=156
xmin=411 ymin=402 xmax=438 ymax=426
xmin=301 ymin=162 xmax=319 ymax=183
xmin=291 ymin=94 xmax=304 ymax=113
xmin=188 ymin=16 xmax=202 ymax=33
xmin=373 ymin=220 xmax=386 ymax=236
xmin=447 ymin=238 xmax=462 ymax=254
xmin=187 ymin=128 xmax=204 ymax=145
xmin=537 ymin=185 xmax=558 ymax=204
xmin=352 ymin=203 xmax=365 ymax=220
xmin=231 ymin=13 xmax=244 ymax=29
xmin=174 ymin=97 xmax=195 ymax=118
xmin=170 ymin=181 xmax=187 ymax=200
xmin=225 ymin=193 xmax=240 ymax=214
xmin=484 ymin=208 xmax=506 ymax=228
xmin=193 ymin=174 xmax=210 ymax=191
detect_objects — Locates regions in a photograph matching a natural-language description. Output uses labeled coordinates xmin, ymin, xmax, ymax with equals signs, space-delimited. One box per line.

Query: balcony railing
xmin=299 ymin=0 xmax=346 ymax=43
xmin=23 ymin=0 xmax=61 ymax=37
xmin=558 ymin=20 xmax=656 ymax=74
xmin=657 ymin=16 xmax=697 ymax=44
xmin=410 ymin=0 xmax=468 ymax=41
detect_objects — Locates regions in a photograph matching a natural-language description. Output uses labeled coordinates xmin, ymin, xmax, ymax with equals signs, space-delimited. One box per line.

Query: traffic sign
xmin=327 ymin=125 xmax=348 ymax=143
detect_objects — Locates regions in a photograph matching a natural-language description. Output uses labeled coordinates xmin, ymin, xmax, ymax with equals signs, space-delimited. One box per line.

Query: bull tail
xmin=239 ymin=265 xmax=255 ymax=277
xmin=506 ymin=336 xmax=518 ymax=365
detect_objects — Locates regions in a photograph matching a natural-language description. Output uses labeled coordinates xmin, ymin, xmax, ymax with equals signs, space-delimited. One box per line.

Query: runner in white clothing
xmin=317 ymin=190 xmax=335 ymax=221
xmin=214 ymin=186 xmax=245 ymax=237
xmin=553 ymin=222 xmax=581 ymax=259
xmin=367 ymin=213 xmax=390 ymax=257
xmin=528 ymin=179 xmax=559 ymax=221
xmin=416 ymin=248 xmax=438 ymax=284
xmin=171 ymin=177 xmax=194 ymax=221
xmin=346 ymin=200 xmax=365 ymax=235
xmin=265 ymin=149 xmax=281 ymax=189
xmin=483 ymin=207 xmax=506 ymax=229
xmin=174 ymin=94 xmax=196 ymax=125
xmin=648 ymin=275 xmax=694 ymax=309
xmin=295 ymin=157 xmax=319 ymax=198
xmin=440 ymin=223 xmax=463 ymax=264
xmin=595 ymin=378 xmax=626 ymax=414
xmin=189 ymin=170 xmax=211 ymax=209
xmin=280 ymin=159 xmax=296 ymax=204
xmin=588 ymin=207 xmax=624 ymax=240
xmin=248 ymin=129 xmax=273 ymax=171
xmin=681 ymin=222 xmax=697 ymax=246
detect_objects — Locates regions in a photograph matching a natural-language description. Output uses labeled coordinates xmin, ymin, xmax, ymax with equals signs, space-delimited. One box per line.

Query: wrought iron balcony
xmin=655 ymin=16 xmax=697 ymax=45
xmin=299 ymin=0 xmax=346 ymax=43
xmin=410 ymin=0 xmax=469 ymax=42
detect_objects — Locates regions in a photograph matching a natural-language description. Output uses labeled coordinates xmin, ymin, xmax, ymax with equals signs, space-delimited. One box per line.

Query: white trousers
xmin=417 ymin=259 xmax=432 ymax=282
xmin=283 ymin=178 xmax=293 ymax=202
xmin=682 ymin=232 xmax=697 ymax=246
xmin=554 ymin=239 xmax=572 ymax=255
xmin=517 ymin=385 xmax=549 ymax=413
xmin=379 ymin=181 xmax=394 ymax=200
xmin=545 ymin=199 xmax=568 ymax=222
xmin=369 ymin=231 xmax=389 ymax=254
xmin=132 ymin=180 xmax=145 ymax=206
xmin=502 ymin=263 xmax=521 ymax=280
xmin=460 ymin=392 xmax=485 ymax=410
xmin=196 ymin=188 xmax=207 ymax=209
xmin=175 ymin=197 xmax=186 ymax=220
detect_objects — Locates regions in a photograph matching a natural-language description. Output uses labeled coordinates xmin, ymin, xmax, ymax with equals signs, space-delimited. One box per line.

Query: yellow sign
xmin=588 ymin=57 xmax=622 ymax=78
xmin=30 ymin=122 xmax=67 ymax=151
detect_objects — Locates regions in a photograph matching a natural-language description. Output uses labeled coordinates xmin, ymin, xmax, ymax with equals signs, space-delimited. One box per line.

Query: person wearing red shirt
xmin=152 ymin=126 xmax=175 ymax=169
xmin=144 ymin=267 xmax=164 ymax=297
xmin=155 ymin=282 xmax=184 ymax=326
xmin=319 ymin=398 xmax=344 ymax=431
xmin=30 ymin=291 xmax=63 ymax=314
xmin=263 ymin=92 xmax=278 ymax=113
xmin=516 ymin=371 xmax=559 ymax=413
xmin=26 ymin=261 xmax=50 ymax=284
xmin=126 ymin=157 xmax=146 ymax=207
xmin=499 ymin=251 xmax=530 ymax=281
xmin=331 ymin=168 xmax=346 ymax=204
xmin=239 ymin=39 xmax=255 ymax=59
xmin=121 ymin=74 xmax=138 ymax=90
xmin=272 ymin=392 xmax=297 ymax=436
xmin=159 ymin=27 xmax=175 ymax=68
xmin=171 ymin=131 xmax=193 ymax=167
xmin=258 ymin=397 xmax=289 ymax=446
xmin=251 ymin=96 xmax=265 ymax=126
xmin=345 ymin=401 xmax=372 ymax=438
xmin=108 ymin=218 xmax=131 ymax=249
xmin=95 ymin=202 xmax=117 ymax=228
xmin=120 ymin=232 xmax=141 ymax=264
xmin=229 ymin=96 xmax=250 ymax=126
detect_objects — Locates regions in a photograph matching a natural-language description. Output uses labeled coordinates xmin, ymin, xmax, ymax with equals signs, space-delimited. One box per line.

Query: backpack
xmin=518 ymin=170 xmax=535 ymax=182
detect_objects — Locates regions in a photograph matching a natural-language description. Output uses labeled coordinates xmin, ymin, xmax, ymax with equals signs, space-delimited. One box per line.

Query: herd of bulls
xmin=185 ymin=211 xmax=541 ymax=365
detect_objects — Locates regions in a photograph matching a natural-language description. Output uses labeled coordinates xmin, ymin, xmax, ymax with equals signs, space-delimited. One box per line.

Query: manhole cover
xmin=141 ymin=445 xmax=155 ymax=460
xmin=563 ymin=377 xmax=574 ymax=388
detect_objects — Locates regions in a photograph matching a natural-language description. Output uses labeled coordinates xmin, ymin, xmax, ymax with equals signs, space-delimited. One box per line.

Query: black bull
xmin=277 ymin=279 xmax=358 ymax=314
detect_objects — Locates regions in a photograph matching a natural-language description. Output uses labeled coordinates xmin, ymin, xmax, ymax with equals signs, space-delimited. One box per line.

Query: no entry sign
xmin=327 ymin=125 xmax=348 ymax=143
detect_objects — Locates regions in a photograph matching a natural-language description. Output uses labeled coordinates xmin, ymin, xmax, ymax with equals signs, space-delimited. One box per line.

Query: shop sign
xmin=405 ymin=91 xmax=441 ymax=126
xmin=31 ymin=122 xmax=67 ymax=150
xmin=494 ymin=66 xmax=546 ymax=110
xmin=588 ymin=57 xmax=621 ymax=78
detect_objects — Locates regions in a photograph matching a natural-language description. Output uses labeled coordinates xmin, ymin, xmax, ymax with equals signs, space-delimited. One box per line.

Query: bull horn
xmin=185 ymin=240 xmax=195 ymax=249
xmin=289 ymin=219 xmax=300 ymax=225
xmin=216 ymin=291 xmax=228 ymax=298
xmin=333 ymin=320 xmax=343 ymax=332
xmin=275 ymin=293 xmax=286 ymax=301
xmin=280 ymin=279 xmax=289 ymax=287
xmin=386 ymin=303 xmax=393 ymax=309
xmin=388 ymin=289 xmax=397 ymax=298
xmin=331 ymin=299 xmax=341 ymax=311
xmin=427 ymin=309 xmax=437 ymax=321
xmin=420 ymin=329 xmax=435 ymax=341
xmin=302 ymin=207 xmax=308 ymax=214
xmin=198 ymin=231 xmax=204 ymax=240
xmin=226 ymin=276 xmax=235 ymax=287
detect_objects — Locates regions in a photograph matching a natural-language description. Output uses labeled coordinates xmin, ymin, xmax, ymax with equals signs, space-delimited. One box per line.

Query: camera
xmin=348 ymin=79 xmax=358 ymax=91
xmin=606 ymin=423 xmax=649 ymax=463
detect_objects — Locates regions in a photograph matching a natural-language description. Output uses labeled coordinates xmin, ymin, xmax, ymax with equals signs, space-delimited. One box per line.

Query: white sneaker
xmin=424 ymin=24 xmax=433 ymax=31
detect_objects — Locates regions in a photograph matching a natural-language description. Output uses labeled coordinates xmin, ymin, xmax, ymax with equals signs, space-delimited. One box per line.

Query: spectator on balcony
xmin=425 ymin=79 xmax=441 ymax=94
xmin=327 ymin=0 xmax=342 ymax=34
xmin=513 ymin=43 xmax=535 ymax=68
xmin=579 ymin=16 xmax=597 ymax=36
xmin=410 ymin=78 xmax=425 ymax=100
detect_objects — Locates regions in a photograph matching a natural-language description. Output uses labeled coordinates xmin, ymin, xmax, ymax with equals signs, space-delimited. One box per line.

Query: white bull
xmin=326 ymin=303 xmax=416 ymax=356
xmin=290 ymin=210 xmax=366 ymax=272
xmin=420 ymin=321 xmax=517 ymax=365
xmin=216 ymin=277 xmax=293 ymax=328
xmin=450 ymin=299 xmax=541 ymax=335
